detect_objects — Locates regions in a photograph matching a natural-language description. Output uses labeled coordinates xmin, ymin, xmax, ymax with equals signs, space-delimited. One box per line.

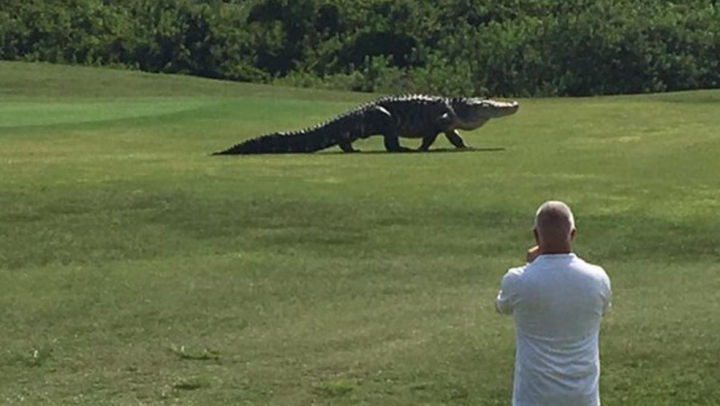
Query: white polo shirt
xmin=496 ymin=253 xmax=612 ymax=406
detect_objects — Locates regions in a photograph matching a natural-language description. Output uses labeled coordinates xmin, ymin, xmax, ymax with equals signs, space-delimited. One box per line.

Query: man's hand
xmin=527 ymin=245 xmax=541 ymax=263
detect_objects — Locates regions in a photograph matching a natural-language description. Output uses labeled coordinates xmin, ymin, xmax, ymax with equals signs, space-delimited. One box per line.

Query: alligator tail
xmin=212 ymin=129 xmax=339 ymax=155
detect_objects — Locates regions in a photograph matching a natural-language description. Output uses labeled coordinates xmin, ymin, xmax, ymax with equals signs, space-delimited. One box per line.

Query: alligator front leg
xmin=444 ymin=130 xmax=469 ymax=149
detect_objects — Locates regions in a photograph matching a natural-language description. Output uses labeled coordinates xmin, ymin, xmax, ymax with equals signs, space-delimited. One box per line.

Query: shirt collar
xmin=536 ymin=252 xmax=576 ymax=260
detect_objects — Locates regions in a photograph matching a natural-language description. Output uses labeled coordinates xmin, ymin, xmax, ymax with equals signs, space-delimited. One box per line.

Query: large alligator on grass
xmin=212 ymin=94 xmax=519 ymax=155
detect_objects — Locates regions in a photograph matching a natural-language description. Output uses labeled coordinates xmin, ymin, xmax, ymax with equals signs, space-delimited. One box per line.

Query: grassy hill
xmin=1 ymin=61 xmax=720 ymax=405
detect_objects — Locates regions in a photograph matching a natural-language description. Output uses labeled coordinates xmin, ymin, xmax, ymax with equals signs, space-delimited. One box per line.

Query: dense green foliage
xmin=1 ymin=0 xmax=719 ymax=96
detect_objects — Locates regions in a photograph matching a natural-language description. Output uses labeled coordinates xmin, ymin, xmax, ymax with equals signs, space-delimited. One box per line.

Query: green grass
xmin=1 ymin=61 xmax=720 ymax=405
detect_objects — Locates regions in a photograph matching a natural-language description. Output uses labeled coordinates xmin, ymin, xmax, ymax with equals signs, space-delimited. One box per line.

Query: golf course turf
xmin=1 ymin=61 xmax=720 ymax=405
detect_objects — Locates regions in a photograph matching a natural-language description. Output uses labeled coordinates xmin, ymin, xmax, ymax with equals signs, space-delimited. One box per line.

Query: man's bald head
xmin=533 ymin=201 xmax=576 ymax=252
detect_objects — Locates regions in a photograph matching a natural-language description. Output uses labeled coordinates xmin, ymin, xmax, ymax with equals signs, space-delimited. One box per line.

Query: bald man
xmin=495 ymin=201 xmax=612 ymax=406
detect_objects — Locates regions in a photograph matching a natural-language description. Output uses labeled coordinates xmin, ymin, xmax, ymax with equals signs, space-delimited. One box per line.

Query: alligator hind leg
xmin=372 ymin=106 xmax=413 ymax=152
xmin=338 ymin=140 xmax=359 ymax=153
xmin=361 ymin=106 xmax=412 ymax=153
xmin=383 ymin=131 xmax=413 ymax=152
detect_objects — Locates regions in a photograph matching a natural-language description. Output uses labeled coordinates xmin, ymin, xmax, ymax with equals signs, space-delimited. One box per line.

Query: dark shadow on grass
xmin=210 ymin=147 xmax=505 ymax=156
xmin=320 ymin=147 xmax=506 ymax=155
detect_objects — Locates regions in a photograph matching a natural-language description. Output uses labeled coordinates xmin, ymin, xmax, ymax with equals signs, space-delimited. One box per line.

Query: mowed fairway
xmin=1 ymin=61 xmax=720 ymax=406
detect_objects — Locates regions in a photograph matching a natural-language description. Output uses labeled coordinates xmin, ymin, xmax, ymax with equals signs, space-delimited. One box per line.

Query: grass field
xmin=1 ymin=61 xmax=720 ymax=406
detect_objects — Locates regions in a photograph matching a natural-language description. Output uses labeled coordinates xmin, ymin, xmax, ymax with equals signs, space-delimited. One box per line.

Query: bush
xmin=1 ymin=0 xmax=719 ymax=96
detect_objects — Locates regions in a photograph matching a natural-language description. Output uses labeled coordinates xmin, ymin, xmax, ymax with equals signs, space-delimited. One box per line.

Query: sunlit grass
xmin=1 ymin=62 xmax=720 ymax=405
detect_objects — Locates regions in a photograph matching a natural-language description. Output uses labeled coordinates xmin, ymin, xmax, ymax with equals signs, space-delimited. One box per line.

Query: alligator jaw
xmin=487 ymin=99 xmax=519 ymax=116
xmin=454 ymin=98 xmax=519 ymax=130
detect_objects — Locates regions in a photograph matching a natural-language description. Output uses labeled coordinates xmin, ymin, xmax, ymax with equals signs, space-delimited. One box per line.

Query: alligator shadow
xmin=323 ymin=147 xmax=506 ymax=155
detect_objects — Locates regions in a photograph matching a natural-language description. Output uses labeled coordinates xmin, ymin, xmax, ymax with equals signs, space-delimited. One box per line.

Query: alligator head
xmin=451 ymin=98 xmax=519 ymax=130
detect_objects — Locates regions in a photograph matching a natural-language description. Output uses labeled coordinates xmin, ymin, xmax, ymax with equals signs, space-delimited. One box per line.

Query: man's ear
xmin=570 ymin=228 xmax=577 ymax=241
xmin=533 ymin=228 xmax=540 ymax=244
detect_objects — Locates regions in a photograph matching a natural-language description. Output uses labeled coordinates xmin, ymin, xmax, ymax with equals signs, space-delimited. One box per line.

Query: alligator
xmin=212 ymin=95 xmax=519 ymax=155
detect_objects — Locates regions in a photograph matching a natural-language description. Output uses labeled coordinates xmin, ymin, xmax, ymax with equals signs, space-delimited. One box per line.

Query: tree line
xmin=1 ymin=0 xmax=719 ymax=96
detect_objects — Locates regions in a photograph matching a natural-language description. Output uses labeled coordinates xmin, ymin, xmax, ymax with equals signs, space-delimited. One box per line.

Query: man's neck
xmin=538 ymin=246 xmax=572 ymax=255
